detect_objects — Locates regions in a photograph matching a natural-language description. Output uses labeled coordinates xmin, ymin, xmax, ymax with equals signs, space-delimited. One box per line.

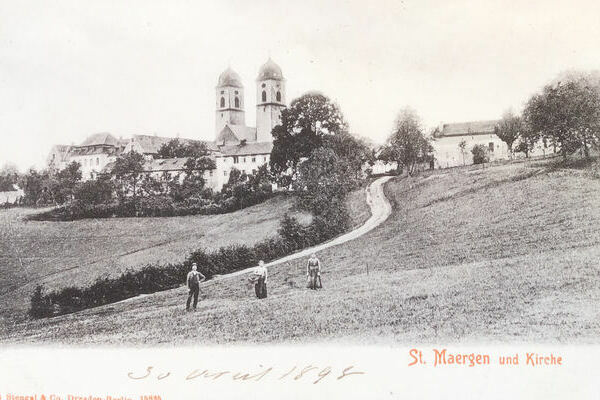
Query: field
xmin=2 ymin=159 xmax=600 ymax=344
xmin=0 ymin=195 xmax=309 ymax=325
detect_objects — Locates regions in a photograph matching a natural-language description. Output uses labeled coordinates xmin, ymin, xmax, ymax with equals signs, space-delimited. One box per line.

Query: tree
xmin=50 ymin=161 xmax=82 ymax=203
xmin=458 ymin=140 xmax=467 ymax=165
xmin=20 ymin=168 xmax=52 ymax=205
xmin=157 ymin=139 xmax=210 ymax=158
xmin=112 ymin=151 xmax=145 ymax=201
xmin=471 ymin=144 xmax=488 ymax=165
xmin=270 ymin=92 xmax=348 ymax=181
xmin=384 ymin=108 xmax=433 ymax=175
xmin=74 ymin=176 xmax=114 ymax=205
xmin=514 ymin=123 xmax=539 ymax=158
xmin=523 ymin=73 xmax=600 ymax=160
xmin=0 ymin=163 xmax=20 ymax=191
xmin=494 ymin=110 xmax=522 ymax=159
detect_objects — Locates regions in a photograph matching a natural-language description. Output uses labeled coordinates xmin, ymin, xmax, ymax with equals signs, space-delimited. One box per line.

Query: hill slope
xmin=3 ymin=161 xmax=600 ymax=344
xmin=0 ymin=195 xmax=302 ymax=325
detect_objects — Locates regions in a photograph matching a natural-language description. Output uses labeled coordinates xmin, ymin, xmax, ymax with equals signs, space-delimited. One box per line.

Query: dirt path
xmin=214 ymin=175 xmax=394 ymax=280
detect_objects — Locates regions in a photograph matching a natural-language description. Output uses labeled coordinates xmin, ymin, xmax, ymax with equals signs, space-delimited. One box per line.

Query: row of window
xmin=231 ymin=155 xmax=268 ymax=164
xmin=261 ymin=91 xmax=281 ymax=102
xmin=219 ymin=91 xmax=283 ymax=108
xmin=220 ymin=97 xmax=241 ymax=108
xmin=81 ymin=157 xmax=100 ymax=167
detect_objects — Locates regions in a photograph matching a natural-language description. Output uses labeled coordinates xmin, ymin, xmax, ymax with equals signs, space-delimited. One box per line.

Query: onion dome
xmin=257 ymin=58 xmax=284 ymax=81
xmin=217 ymin=67 xmax=243 ymax=88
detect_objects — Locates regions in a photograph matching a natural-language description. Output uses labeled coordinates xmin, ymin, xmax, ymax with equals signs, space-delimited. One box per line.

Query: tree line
xmin=495 ymin=71 xmax=600 ymax=162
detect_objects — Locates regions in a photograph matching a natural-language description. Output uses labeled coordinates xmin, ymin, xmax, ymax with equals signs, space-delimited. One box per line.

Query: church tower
xmin=256 ymin=58 xmax=286 ymax=142
xmin=215 ymin=67 xmax=245 ymax=139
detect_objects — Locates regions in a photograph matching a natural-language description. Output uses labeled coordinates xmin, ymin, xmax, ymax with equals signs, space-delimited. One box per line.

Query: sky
xmin=1 ymin=0 xmax=599 ymax=171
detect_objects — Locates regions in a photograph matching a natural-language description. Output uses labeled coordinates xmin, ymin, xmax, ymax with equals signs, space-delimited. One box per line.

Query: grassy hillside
xmin=0 ymin=195 xmax=302 ymax=324
xmin=3 ymin=160 xmax=600 ymax=344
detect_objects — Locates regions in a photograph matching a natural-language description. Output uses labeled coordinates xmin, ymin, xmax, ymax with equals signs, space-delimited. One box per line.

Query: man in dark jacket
xmin=186 ymin=263 xmax=206 ymax=311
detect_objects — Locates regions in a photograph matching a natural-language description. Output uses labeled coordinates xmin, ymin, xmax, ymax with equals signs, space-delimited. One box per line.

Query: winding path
xmin=214 ymin=175 xmax=394 ymax=280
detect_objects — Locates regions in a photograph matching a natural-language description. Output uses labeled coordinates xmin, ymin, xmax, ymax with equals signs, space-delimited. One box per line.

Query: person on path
xmin=253 ymin=260 xmax=268 ymax=299
xmin=306 ymin=253 xmax=322 ymax=290
xmin=186 ymin=263 xmax=206 ymax=311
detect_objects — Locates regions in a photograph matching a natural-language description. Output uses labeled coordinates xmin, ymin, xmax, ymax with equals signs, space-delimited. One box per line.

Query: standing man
xmin=306 ymin=253 xmax=322 ymax=290
xmin=253 ymin=260 xmax=268 ymax=299
xmin=186 ymin=263 xmax=206 ymax=311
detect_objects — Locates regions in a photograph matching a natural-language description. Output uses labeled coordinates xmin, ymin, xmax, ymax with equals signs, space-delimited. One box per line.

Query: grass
xmin=2 ymin=161 xmax=599 ymax=344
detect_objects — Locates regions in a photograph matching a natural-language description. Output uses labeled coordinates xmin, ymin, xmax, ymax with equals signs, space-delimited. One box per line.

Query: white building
xmin=432 ymin=120 xmax=508 ymax=168
xmin=48 ymin=59 xmax=286 ymax=192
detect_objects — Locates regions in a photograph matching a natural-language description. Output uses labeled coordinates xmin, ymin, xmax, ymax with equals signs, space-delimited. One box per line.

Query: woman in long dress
xmin=306 ymin=253 xmax=322 ymax=290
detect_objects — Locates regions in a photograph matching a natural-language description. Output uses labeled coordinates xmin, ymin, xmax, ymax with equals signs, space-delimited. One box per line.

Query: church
xmin=47 ymin=59 xmax=287 ymax=192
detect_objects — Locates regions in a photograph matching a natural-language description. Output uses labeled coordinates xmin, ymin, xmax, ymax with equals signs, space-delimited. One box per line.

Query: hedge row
xmin=27 ymin=191 xmax=275 ymax=221
xmin=29 ymin=198 xmax=349 ymax=318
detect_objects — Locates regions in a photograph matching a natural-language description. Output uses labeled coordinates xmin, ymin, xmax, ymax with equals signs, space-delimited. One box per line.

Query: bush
xmin=471 ymin=144 xmax=489 ymax=164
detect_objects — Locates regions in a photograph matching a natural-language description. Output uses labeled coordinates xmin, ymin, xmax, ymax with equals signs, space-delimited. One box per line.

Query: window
xmin=96 ymin=157 xmax=99 ymax=165
xmin=261 ymin=83 xmax=266 ymax=88
xmin=220 ymin=90 xmax=224 ymax=94
xmin=488 ymin=142 xmax=494 ymax=152
xmin=276 ymin=91 xmax=281 ymax=102
xmin=242 ymin=157 xmax=246 ymax=163
xmin=235 ymin=97 xmax=240 ymax=108
xmin=261 ymin=91 xmax=267 ymax=102
xmin=233 ymin=156 xmax=239 ymax=163
xmin=252 ymin=157 xmax=256 ymax=163
xmin=220 ymin=97 xmax=225 ymax=108
xmin=209 ymin=170 xmax=213 ymax=176
xmin=224 ymin=171 xmax=227 ymax=176
xmin=263 ymin=156 xmax=267 ymax=162
xmin=234 ymin=90 xmax=238 ymax=95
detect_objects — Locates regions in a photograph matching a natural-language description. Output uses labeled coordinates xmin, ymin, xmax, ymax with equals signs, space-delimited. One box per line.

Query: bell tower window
xmin=261 ymin=91 xmax=267 ymax=102
xmin=235 ymin=97 xmax=240 ymax=108
xmin=220 ymin=97 xmax=225 ymax=108
xmin=276 ymin=91 xmax=281 ymax=102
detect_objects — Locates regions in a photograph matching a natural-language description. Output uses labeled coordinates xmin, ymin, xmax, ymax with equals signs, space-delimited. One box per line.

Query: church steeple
xmin=215 ymin=67 xmax=245 ymax=139
xmin=256 ymin=58 xmax=286 ymax=142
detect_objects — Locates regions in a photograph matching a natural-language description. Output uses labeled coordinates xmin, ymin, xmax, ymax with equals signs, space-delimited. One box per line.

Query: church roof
xmin=257 ymin=58 xmax=284 ymax=81
xmin=439 ymin=120 xmax=499 ymax=137
xmin=216 ymin=124 xmax=258 ymax=145
xmin=127 ymin=135 xmax=218 ymax=155
xmin=217 ymin=141 xmax=273 ymax=156
xmin=80 ymin=132 xmax=119 ymax=147
xmin=217 ymin=67 xmax=243 ymax=88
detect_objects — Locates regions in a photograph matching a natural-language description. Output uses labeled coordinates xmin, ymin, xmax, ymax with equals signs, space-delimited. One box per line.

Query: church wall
xmin=206 ymin=153 xmax=271 ymax=192
xmin=215 ymin=85 xmax=245 ymax=137
xmin=256 ymin=78 xmax=285 ymax=142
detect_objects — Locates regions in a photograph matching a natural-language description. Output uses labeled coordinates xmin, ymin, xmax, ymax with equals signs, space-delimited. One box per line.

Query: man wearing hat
xmin=186 ymin=263 xmax=206 ymax=311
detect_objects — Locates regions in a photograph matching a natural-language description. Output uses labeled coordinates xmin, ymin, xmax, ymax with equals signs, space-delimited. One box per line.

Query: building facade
xmin=432 ymin=120 xmax=508 ymax=168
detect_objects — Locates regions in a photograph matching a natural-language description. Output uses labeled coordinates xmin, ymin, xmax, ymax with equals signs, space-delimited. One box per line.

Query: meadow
xmin=0 ymin=195 xmax=303 ymax=324
xmin=2 ymin=159 xmax=600 ymax=344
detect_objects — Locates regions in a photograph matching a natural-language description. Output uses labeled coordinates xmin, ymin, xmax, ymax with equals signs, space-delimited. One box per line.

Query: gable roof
xmin=228 ymin=124 xmax=257 ymax=142
xmin=80 ymin=132 xmax=119 ymax=146
xmin=216 ymin=124 xmax=258 ymax=145
xmin=440 ymin=120 xmax=499 ymax=137
xmin=217 ymin=141 xmax=273 ymax=156
xmin=127 ymin=135 xmax=218 ymax=155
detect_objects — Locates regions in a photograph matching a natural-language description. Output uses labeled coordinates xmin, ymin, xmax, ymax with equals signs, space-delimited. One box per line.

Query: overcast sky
xmin=1 ymin=0 xmax=599 ymax=171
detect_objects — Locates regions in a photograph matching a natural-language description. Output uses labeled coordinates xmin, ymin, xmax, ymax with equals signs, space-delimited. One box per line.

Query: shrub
xmin=471 ymin=144 xmax=489 ymax=164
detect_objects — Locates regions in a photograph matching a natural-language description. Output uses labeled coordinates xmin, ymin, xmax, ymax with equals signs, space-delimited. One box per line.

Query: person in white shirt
xmin=253 ymin=260 xmax=268 ymax=299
